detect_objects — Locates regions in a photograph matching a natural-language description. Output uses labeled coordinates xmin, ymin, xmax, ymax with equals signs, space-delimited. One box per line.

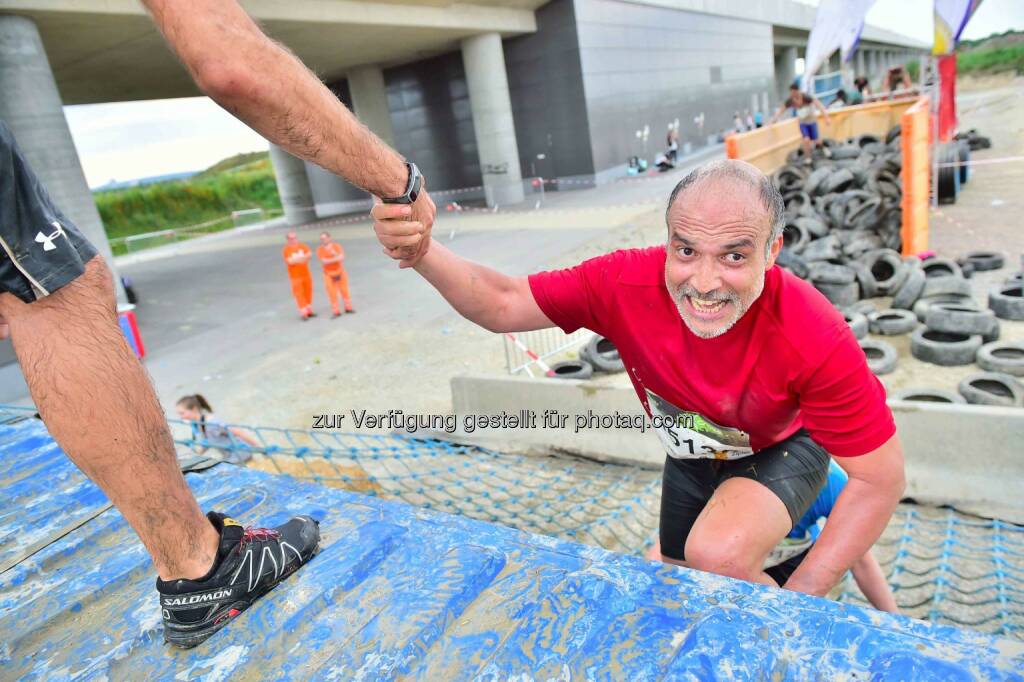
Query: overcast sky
xmin=67 ymin=0 xmax=1024 ymax=188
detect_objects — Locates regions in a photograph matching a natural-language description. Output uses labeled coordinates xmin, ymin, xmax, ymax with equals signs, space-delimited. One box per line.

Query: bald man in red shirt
xmin=370 ymin=159 xmax=905 ymax=598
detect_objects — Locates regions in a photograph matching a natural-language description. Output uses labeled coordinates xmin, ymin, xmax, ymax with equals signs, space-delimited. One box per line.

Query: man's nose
xmin=688 ymin=258 xmax=722 ymax=295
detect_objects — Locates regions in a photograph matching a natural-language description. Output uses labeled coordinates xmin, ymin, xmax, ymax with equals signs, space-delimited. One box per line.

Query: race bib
xmin=646 ymin=389 xmax=753 ymax=460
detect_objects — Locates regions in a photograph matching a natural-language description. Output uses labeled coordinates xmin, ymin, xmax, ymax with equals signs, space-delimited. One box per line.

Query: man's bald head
xmin=665 ymin=159 xmax=785 ymax=258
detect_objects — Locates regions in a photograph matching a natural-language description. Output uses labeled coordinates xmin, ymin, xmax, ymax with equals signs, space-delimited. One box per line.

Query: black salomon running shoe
xmin=157 ymin=511 xmax=320 ymax=648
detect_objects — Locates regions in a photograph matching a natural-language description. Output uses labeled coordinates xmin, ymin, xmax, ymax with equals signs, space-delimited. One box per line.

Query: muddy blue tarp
xmin=2 ymin=413 xmax=1022 ymax=680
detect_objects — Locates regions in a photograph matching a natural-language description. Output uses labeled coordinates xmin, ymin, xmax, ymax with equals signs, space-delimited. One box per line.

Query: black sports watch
xmin=381 ymin=161 xmax=422 ymax=205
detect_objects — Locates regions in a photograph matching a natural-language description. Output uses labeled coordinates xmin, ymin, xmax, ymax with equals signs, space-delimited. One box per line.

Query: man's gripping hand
xmin=373 ymin=190 xmax=435 ymax=269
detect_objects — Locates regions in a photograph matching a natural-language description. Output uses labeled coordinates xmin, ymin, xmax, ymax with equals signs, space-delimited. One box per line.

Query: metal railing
xmin=503 ymin=327 xmax=591 ymax=377
xmin=108 ymin=208 xmax=282 ymax=255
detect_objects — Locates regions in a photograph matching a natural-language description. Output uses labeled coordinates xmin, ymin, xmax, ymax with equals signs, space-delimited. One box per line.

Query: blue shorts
xmin=799 ymin=122 xmax=819 ymax=141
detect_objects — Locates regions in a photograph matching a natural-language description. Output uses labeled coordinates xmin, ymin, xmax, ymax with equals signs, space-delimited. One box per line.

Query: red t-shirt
xmin=528 ymin=246 xmax=894 ymax=458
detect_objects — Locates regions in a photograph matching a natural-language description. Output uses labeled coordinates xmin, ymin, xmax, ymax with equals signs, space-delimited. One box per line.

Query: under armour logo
xmin=35 ymin=221 xmax=66 ymax=252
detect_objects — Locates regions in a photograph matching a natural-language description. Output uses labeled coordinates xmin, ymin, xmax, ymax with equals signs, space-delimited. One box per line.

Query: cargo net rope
xmin=2 ymin=406 xmax=1020 ymax=639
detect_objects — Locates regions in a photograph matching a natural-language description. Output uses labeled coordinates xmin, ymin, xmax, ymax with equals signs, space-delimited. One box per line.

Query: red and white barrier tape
xmin=504 ymin=332 xmax=556 ymax=377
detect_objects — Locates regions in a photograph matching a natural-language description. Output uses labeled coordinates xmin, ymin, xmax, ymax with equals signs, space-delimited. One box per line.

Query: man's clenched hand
xmin=373 ymin=189 xmax=435 ymax=268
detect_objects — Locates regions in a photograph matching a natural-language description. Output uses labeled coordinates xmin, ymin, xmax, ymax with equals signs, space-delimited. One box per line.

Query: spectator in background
xmin=282 ymin=231 xmax=316 ymax=320
xmin=885 ymin=65 xmax=912 ymax=96
xmin=317 ymin=231 xmax=355 ymax=317
xmin=744 ymin=110 xmax=755 ymax=131
xmin=828 ymin=89 xmax=849 ymax=110
xmin=666 ymin=124 xmax=679 ymax=164
xmin=733 ymin=111 xmax=745 ymax=133
xmin=176 ymin=394 xmax=262 ymax=464
xmin=754 ymin=110 xmax=764 ymax=128
xmin=852 ymin=76 xmax=870 ymax=104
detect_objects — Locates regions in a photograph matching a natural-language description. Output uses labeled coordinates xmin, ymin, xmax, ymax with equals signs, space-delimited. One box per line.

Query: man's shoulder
xmin=761 ymin=267 xmax=847 ymax=351
xmin=596 ymin=245 xmax=666 ymax=286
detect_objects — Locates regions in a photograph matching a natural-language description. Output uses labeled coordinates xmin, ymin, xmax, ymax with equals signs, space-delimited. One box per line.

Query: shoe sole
xmin=164 ymin=526 xmax=321 ymax=648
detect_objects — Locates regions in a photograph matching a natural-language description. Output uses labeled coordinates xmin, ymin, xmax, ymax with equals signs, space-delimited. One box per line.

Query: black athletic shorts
xmin=0 ymin=120 xmax=97 ymax=303
xmin=659 ymin=428 xmax=830 ymax=561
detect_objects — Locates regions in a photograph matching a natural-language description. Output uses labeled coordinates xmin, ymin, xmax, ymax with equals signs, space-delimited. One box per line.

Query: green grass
xmin=95 ymin=156 xmax=282 ymax=245
xmin=957 ymin=44 xmax=1024 ymax=76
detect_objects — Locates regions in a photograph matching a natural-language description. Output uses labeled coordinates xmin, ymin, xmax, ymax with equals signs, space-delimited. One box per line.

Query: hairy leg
xmin=682 ymin=477 xmax=792 ymax=587
xmin=0 ymin=256 xmax=219 ymax=580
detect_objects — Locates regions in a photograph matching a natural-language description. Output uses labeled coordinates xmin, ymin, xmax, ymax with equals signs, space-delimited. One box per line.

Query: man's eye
xmin=725 ymin=253 xmax=745 ymax=263
xmin=679 ymin=247 xmax=694 ymax=257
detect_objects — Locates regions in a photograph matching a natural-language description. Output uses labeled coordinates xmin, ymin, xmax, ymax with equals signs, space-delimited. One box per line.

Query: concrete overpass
xmin=0 ymin=0 xmax=926 ymax=238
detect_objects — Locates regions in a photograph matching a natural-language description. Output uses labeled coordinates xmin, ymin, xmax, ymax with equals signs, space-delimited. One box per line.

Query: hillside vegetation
xmin=95 ymin=151 xmax=282 ymax=245
xmin=958 ymin=30 xmax=1024 ymax=76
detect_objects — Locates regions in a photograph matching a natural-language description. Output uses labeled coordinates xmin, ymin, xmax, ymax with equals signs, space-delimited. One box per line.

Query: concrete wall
xmin=451 ymin=376 xmax=1024 ymax=522
xmin=504 ymin=0 xmax=596 ymax=182
xmin=574 ymin=0 xmax=775 ymax=174
xmin=385 ymin=51 xmax=484 ymax=194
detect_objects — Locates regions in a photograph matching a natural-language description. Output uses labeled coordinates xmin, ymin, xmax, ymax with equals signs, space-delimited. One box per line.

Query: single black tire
xmin=849 ymin=262 xmax=878 ymax=299
xmin=936 ymin=143 xmax=960 ymax=204
xmin=910 ymin=328 xmax=983 ymax=366
xmin=989 ymin=284 xmax=1024 ymax=321
xmin=868 ymin=309 xmax=918 ymax=335
xmin=802 ymin=235 xmax=842 ymax=262
xmin=776 ymin=248 xmax=810 ymax=279
xmin=810 ymin=263 xmax=856 ymax=285
xmin=795 ymin=216 xmax=829 ymax=239
xmin=804 ymin=167 xmax=833 ymax=196
xmin=977 ymin=341 xmax=1024 ymax=377
xmin=924 ymin=303 xmax=997 ymax=336
xmin=913 ymin=295 xmax=978 ymax=322
xmin=550 ymin=360 xmax=594 ymax=380
xmin=859 ymin=339 xmax=898 ymax=375
xmin=964 ymin=251 xmax=1005 ymax=272
xmin=921 ymin=276 xmax=972 ymax=299
xmin=585 ymin=335 xmax=625 ymax=373
xmin=957 ymin=372 xmax=1024 ymax=407
xmin=845 ymin=311 xmax=869 ymax=339
xmin=891 ymin=268 xmax=926 ymax=310
xmin=921 ymin=257 xmax=962 ymax=279
xmin=890 ymin=388 xmax=966 ymax=404
xmin=956 ymin=140 xmax=971 ymax=186
xmin=782 ymin=221 xmax=810 ymax=253
xmin=861 ymin=250 xmax=907 ymax=295
xmin=816 ymin=281 xmax=859 ymax=307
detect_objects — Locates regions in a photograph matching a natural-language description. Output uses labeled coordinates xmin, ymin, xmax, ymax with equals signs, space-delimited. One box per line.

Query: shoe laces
xmin=240 ymin=526 xmax=280 ymax=549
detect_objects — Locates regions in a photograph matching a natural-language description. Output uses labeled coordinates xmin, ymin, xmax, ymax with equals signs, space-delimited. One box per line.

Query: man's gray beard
xmin=665 ymin=271 xmax=765 ymax=339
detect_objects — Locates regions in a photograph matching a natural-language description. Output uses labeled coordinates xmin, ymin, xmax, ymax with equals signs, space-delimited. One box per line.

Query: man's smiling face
xmin=664 ymin=163 xmax=782 ymax=339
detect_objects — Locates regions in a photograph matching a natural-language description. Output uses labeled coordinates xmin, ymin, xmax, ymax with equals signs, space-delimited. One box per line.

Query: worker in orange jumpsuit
xmin=282 ymin=231 xmax=316 ymax=320
xmin=316 ymin=231 xmax=354 ymax=317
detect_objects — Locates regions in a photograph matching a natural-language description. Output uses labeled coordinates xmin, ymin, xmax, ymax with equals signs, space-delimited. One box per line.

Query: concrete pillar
xmin=775 ymin=46 xmax=798 ymax=102
xmin=461 ymin=33 xmax=524 ymax=207
xmin=348 ymin=65 xmax=395 ymax=148
xmin=855 ymin=50 xmax=866 ymax=79
xmin=268 ymin=144 xmax=316 ymax=226
xmin=0 ymin=15 xmax=124 ymax=299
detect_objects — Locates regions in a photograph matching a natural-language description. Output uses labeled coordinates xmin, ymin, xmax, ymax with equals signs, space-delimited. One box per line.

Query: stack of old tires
xmin=550 ymin=334 xmax=625 ymax=379
xmin=773 ymin=128 xmax=906 ymax=306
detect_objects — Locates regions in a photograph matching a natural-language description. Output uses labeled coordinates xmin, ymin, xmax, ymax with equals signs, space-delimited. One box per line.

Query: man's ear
xmin=765 ymin=233 xmax=783 ymax=269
